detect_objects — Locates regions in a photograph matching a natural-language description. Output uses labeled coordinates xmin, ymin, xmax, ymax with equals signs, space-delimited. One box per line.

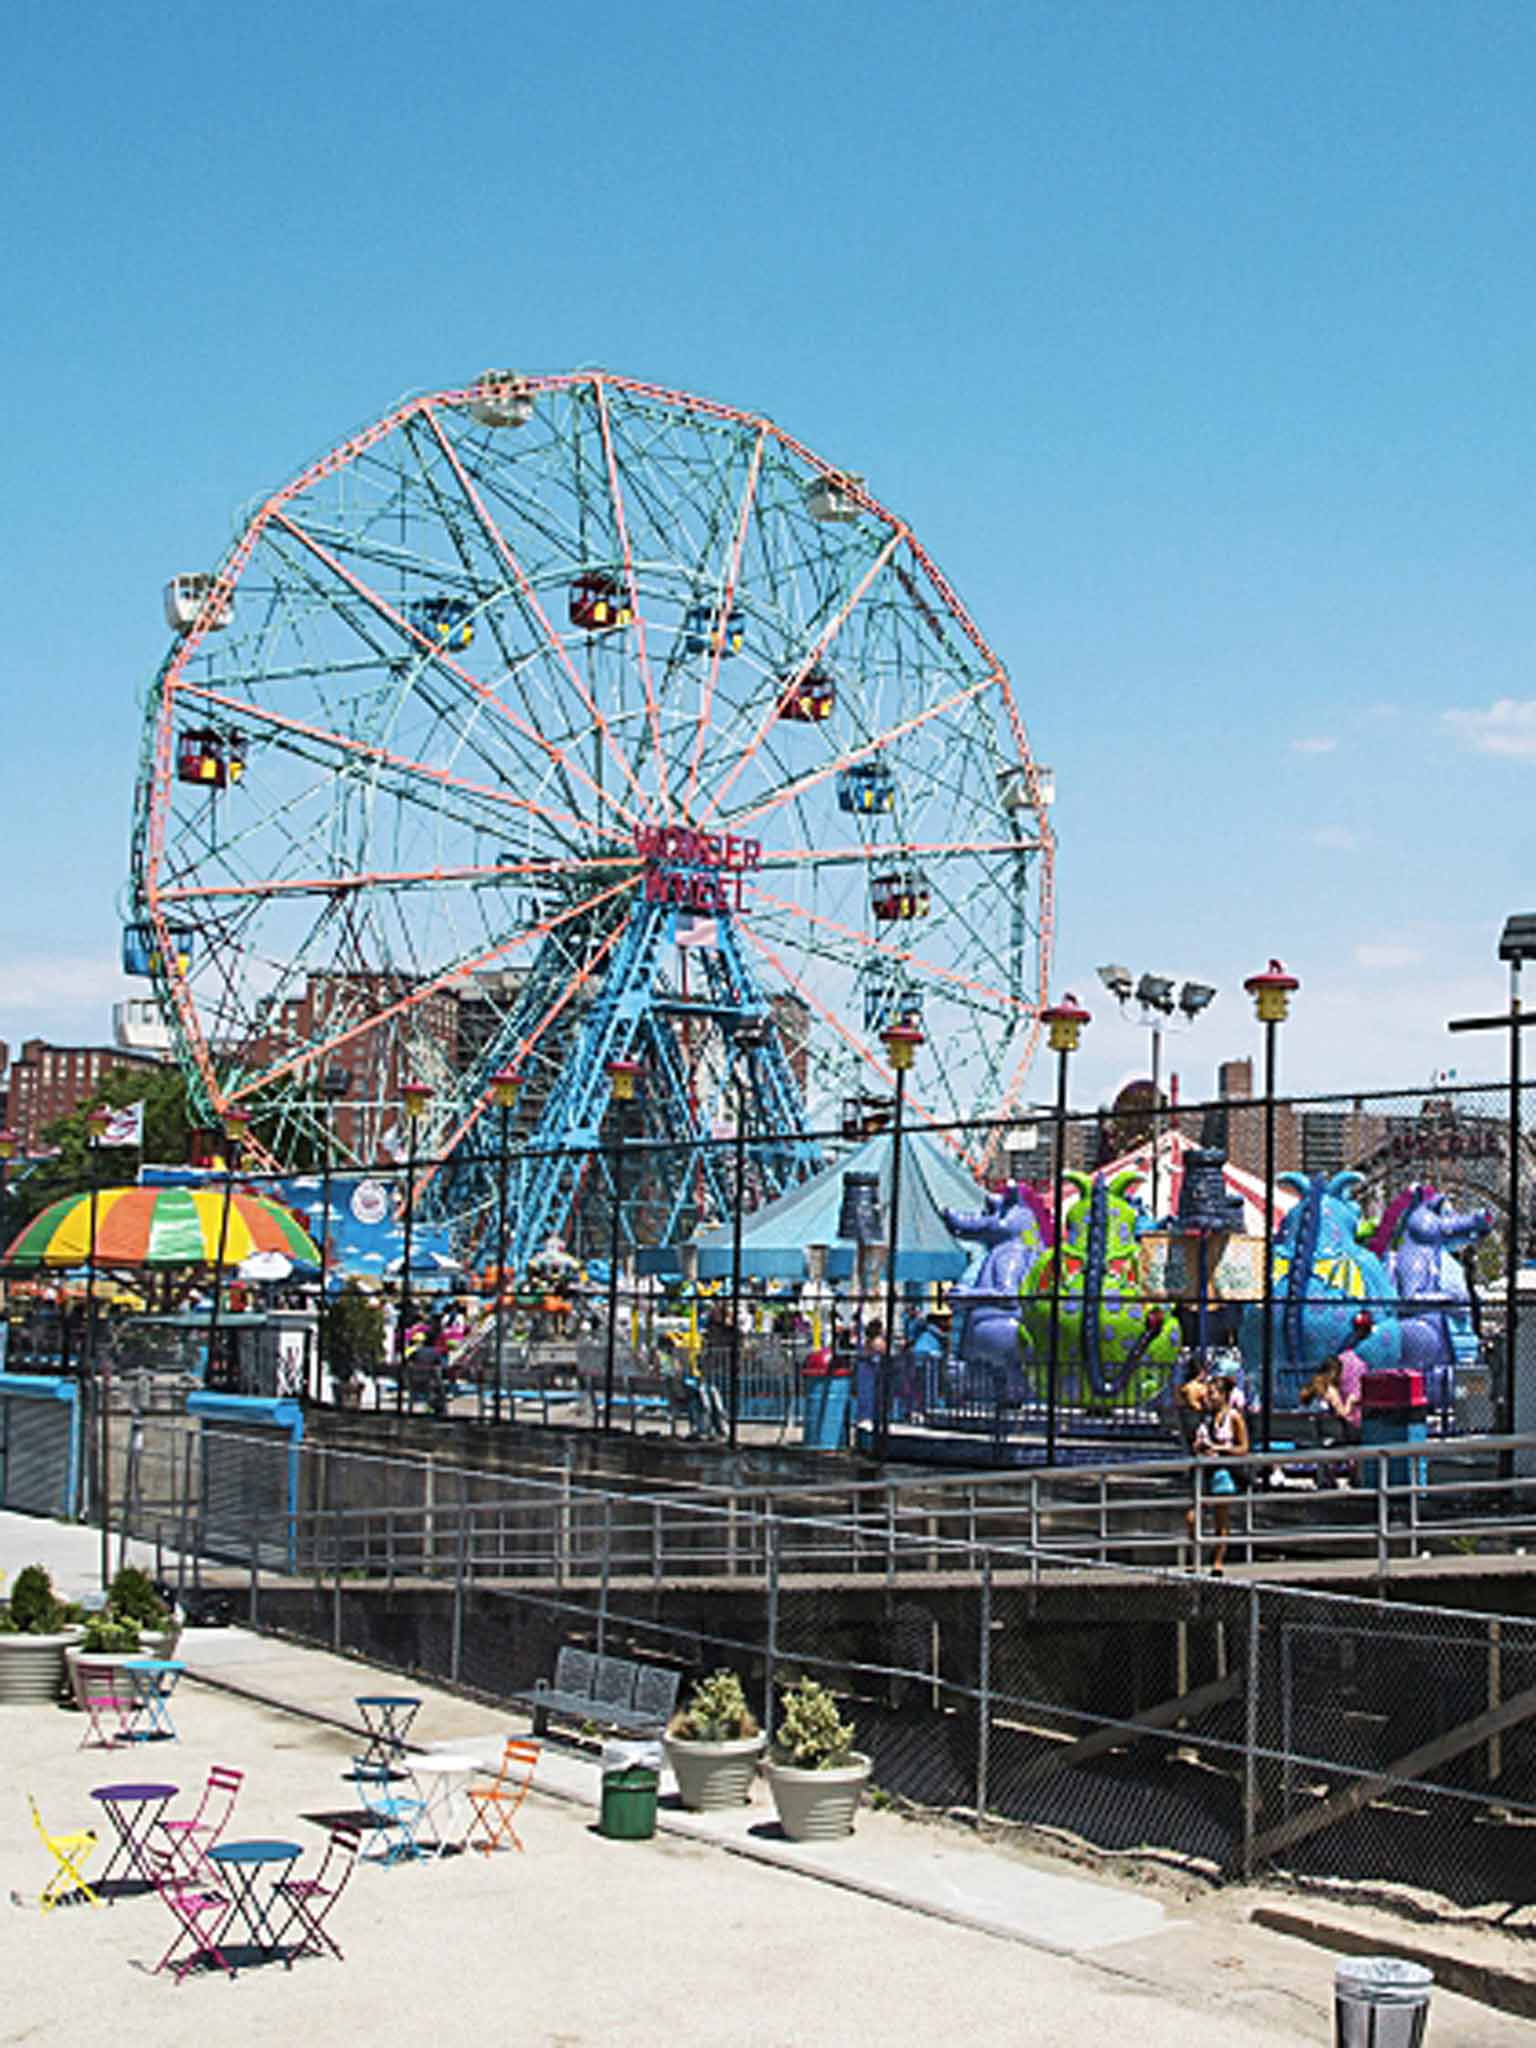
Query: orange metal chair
xmin=466 ymin=1738 xmax=539 ymax=1855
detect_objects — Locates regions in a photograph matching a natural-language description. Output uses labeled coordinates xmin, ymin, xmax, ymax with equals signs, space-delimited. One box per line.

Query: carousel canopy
xmin=640 ymin=1130 xmax=990 ymax=1283
xmin=3 ymin=1185 xmax=320 ymax=1269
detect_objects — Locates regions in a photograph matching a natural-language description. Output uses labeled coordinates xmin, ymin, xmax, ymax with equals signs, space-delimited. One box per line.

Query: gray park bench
xmin=510 ymin=1646 xmax=681 ymax=1738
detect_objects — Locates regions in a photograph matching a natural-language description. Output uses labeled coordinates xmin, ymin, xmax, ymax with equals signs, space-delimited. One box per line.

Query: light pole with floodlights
xmin=1095 ymin=967 xmax=1216 ymax=1214
xmin=1244 ymin=959 xmax=1299 ymax=1452
xmin=1041 ymin=996 xmax=1090 ymax=1466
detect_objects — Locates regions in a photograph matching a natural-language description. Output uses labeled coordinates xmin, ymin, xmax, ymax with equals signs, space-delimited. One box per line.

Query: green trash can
xmin=600 ymin=1766 xmax=659 ymax=1840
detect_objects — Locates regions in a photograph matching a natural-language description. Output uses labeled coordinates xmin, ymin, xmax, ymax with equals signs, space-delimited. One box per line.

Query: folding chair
xmin=160 ymin=1765 xmax=244 ymax=1881
xmin=143 ymin=1844 xmax=235 ymax=1984
xmin=27 ymin=1795 xmax=101 ymax=1913
xmin=355 ymin=1763 xmax=428 ymax=1865
xmin=75 ymin=1660 xmax=139 ymax=1750
xmin=272 ymin=1824 xmax=361 ymax=1961
xmin=466 ymin=1738 xmax=539 ymax=1855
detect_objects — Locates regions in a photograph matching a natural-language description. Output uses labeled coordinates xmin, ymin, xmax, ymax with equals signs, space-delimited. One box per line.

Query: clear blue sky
xmin=5 ymin=0 xmax=1535 ymax=1112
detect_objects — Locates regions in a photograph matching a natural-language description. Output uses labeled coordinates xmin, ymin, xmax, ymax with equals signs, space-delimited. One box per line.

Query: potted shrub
xmin=328 ymin=1284 xmax=383 ymax=1407
xmin=762 ymin=1677 xmax=871 ymax=1841
xmin=664 ymin=1669 xmax=766 ymax=1810
xmin=108 ymin=1566 xmax=179 ymax=1657
xmin=0 ymin=1564 xmax=82 ymax=1704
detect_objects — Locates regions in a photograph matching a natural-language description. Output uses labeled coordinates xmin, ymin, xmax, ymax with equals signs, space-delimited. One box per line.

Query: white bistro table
xmin=408 ymin=1754 xmax=482 ymax=1856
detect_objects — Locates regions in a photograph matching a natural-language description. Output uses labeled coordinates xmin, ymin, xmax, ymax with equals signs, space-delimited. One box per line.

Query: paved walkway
xmin=5 ymin=1509 xmax=1532 ymax=2044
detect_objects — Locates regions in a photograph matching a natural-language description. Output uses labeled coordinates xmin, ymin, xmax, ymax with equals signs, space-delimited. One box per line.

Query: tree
xmin=8 ymin=1064 xmax=198 ymax=1230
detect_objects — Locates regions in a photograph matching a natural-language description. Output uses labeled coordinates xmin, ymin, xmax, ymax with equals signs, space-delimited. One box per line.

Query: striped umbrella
xmin=3 ymin=1185 xmax=320 ymax=1269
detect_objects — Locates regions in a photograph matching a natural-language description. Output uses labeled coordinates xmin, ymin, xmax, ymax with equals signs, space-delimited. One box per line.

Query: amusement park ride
xmin=127 ymin=370 xmax=1056 ymax=1272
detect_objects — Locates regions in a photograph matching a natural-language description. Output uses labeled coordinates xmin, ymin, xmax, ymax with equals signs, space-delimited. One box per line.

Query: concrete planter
xmin=763 ymin=1752 xmax=871 ymax=1841
xmin=65 ymin=1634 xmax=180 ymax=1709
xmin=0 ymin=1629 xmax=83 ymax=1704
xmin=664 ymin=1730 xmax=767 ymax=1811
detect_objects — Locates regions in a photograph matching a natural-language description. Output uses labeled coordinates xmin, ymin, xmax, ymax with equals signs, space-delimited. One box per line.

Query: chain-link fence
xmin=147 ymin=1430 xmax=1536 ymax=1911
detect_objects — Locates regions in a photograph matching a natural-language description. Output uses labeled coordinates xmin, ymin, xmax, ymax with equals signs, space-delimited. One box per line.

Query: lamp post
xmin=1244 ymin=959 xmax=1299 ymax=1453
xmin=317 ymin=1066 xmax=351 ymax=1405
xmin=1041 ymin=996 xmax=1090 ymax=1466
xmin=81 ymin=1104 xmax=111 ymax=1590
xmin=727 ymin=1017 xmax=770 ymax=1450
xmin=394 ymin=1079 xmax=432 ymax=1417
xmin=1096 ymin=967 xmax=1216 ymax=1214
xmin=205 ymin=1106 xmax=250 ymax=1400
xmin=489 ymin=1067 xmax=521 ymax=1426
xmin=877 ymin=1019 xmax=925 ymax=1459
xmin=603 ymin=1057 xmax=643 ymax=1434
xmin=0 ymin=1127 xmax=16 ymax=1320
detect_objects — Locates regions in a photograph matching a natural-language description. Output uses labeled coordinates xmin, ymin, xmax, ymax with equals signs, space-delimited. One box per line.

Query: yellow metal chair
xmin=28 ymin=1795 xmax=102 ymax=1912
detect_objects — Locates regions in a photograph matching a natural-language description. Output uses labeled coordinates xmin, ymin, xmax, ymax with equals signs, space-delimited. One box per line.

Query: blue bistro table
xmin=123 ymin=1659 xmax=187 ymax=1741
xmin=206 ymin=1840 xmax=304 ymax=1967
xmin=354 ymin=1695 xmax=422 ymax=1769
xmin=90 ymin=1781 xmax=178 ymax=1895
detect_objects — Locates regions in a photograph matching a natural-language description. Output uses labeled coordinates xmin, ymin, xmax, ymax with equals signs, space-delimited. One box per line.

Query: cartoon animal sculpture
xmin=1371 ymin=1185 xmax=1492 ymax=1408
xmin=942 ymin=1182 xmax=1052 ymax=1397
xmin=1239 ymin=1171 xmax=1401 ymax=1405
xmin=1018 ymin=1170 xmax=1180 ymax=1408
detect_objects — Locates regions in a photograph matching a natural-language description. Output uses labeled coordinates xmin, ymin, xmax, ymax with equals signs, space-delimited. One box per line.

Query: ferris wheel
xmin=128 ymin=369 xmax=1055 ymax=1263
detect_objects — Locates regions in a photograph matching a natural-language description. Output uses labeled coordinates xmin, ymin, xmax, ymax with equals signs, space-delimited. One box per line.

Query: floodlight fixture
xmin=1498 ymin=914 xmax=1536 ymax=964
xmin=1096 ymin=963 xmax=1135 ymax=1002
xmin=1135 ymin=972 xmax=1176 ymax=1015
xmin=1178 ymin=980 xmax=1217 ymax=1019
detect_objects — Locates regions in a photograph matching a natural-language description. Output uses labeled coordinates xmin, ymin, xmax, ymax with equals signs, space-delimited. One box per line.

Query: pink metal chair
xmin=160 ymin=1765 xmax=244 ymax=1880
xmin=75 ymin=1660 xmax=139 ymax=1750
xmin=142 ymin=1844 xmax=235 ymax=1983
xmin=272 ymin=1824 xmax=362 ymax=1962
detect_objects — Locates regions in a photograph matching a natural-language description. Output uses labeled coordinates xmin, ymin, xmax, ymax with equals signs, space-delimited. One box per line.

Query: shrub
xmin=671 ymin=1668 xmax=758 ymax=1743
xmin=107 ymin=1566 xmax=169 ymax=1629
xmin=80 ymin=1613 xmax=143 ymax=1655
xmin=328 ymin=1284 xmax=385 ymax=1380
xmin=6 ymin=1564 xmax=66 ymax=1635
xmin=771 ymin=1677 xmax=855 ymax=1771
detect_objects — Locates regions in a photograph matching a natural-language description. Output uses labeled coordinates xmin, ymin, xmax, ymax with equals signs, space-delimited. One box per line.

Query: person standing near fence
xmin=1187 ymin=1369 xmax=1247 ymax=1574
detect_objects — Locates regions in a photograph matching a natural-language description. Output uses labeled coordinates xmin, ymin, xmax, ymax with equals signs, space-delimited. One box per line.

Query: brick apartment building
xmin=6 ymin=1039 xmax=165 ymax=1153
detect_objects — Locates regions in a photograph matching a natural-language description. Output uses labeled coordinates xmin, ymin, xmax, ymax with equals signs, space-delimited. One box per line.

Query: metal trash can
xmin=598 ymin=1738 xmax=662 ymax=1841
xmin=1334 ymin=1957 xmax=1433 ymax=2047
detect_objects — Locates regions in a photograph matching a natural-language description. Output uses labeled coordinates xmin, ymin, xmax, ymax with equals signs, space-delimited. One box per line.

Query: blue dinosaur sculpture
xmin=942 ymin=1182 xmax=1052 ymax=1397
xmin=1239 ymin=1171 xmax=1401 ymax=1405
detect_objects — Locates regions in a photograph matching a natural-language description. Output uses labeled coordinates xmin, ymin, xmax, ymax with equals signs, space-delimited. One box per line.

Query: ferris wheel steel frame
xmin=131 ymin=370 xmax=1056 ymax=1260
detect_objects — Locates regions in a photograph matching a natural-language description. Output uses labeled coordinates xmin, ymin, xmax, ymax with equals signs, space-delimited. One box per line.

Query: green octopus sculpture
xmin=1018 ymin=1168 xmax=1179 ymax=1410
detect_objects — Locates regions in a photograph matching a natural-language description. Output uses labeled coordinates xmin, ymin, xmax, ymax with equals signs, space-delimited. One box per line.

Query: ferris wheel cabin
xmin=777 ymin=668 xmax=836 ymax=722
xmin=409 ymin=596 xmax=475 ymax=650
xmin=836 ymin=759 xmax=895 ymax=813
xmin=468 ymin=369 xmax=535 ymax=429
xmin=121 ymin=921 xmax=193 ymax=978
xmin=569 ymin=572 xmax=633 ymax=632
xmin=804 ymin=472 xmax=865 ymax=523
xmin=871 ymin=868 xmax=931 ymax=921
xmin=998 ymin=761 xmax=1056 ymax=815
xmin=682 ymin=604 xmax=744 ymax=656
xmin=163 ymin=574 xmax=231 ymax=634
xmin=861 ymin=972 xmax=925 ymax=1034
xmin=176 ymin=727 xmax=246 ymax=789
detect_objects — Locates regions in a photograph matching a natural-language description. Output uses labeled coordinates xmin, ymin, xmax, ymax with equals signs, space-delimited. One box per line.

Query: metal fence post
xmin=332 ymin=1507 xmax=342 ymax=1653
xmin=596 ymin=1495 xmax=612 ymax=1659
xmin=1242 ymin=1585 xmax=1261 ymax=1879
xmin=1376 ymin=1470 xmax=1390 ymax=1580
xmin=651 ymin=1500 xmax=663 ymax=1588
xmin=976 ymin=1553 xmax=993 ymax=1826
xmin=764 ymin=1509 xmax=780 ymax=1740
xmin=450 ymin=1504 xmax=467 ymax=1685
xmin=249 ymin=1523 xmax=260 ymax=1627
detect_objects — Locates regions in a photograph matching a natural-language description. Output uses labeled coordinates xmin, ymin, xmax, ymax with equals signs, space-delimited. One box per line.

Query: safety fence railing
xmin=161 ymin=1451 xmax=1536 ymax=1906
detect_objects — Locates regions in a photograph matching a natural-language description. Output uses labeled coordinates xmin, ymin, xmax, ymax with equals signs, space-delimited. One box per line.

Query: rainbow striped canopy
xmin=3 ymin=1186 xmax=320 ymax=1269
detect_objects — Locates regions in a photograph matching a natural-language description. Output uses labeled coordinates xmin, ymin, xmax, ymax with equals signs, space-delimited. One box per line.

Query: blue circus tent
xmin=638 ymin=1130 xmax=989 ymax=1283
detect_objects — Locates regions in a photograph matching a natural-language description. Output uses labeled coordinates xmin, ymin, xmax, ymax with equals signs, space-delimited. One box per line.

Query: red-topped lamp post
xmin=81 ymin=1103 xmax=112 ymax=1588
xmin=727 ymin=1018 xmax=770 ymax=1450
xmin=488 ymin=1067 xmax=522 ymax=1426
xmin=205 ymin=1105 xmax=251 ymax=1399
xmin=395 ymin=1079 xmax=432 ymax=1416
xmin=1244 ymin=959 xmax=1299 ymax=1451
xmin=603 ymin=1057 xmax=643 ymax=1433
xmin=316 ymin=1065 xmax=351 ymax=1404
xmin=1041 ymin=996 xmax=1090 ymax=1466
xmin=877 ymin=1018 xmax=925 ymax=1459
xmin=0 ymin=1127 xmax=17 ymax=1315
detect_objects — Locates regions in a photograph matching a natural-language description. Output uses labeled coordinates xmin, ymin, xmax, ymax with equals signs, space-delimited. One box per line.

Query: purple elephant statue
xmin=942 ymin=1182 xmax=1052 ymax=1398
xmin=1371 ymin=1186 xmax=1492 ymax=1408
